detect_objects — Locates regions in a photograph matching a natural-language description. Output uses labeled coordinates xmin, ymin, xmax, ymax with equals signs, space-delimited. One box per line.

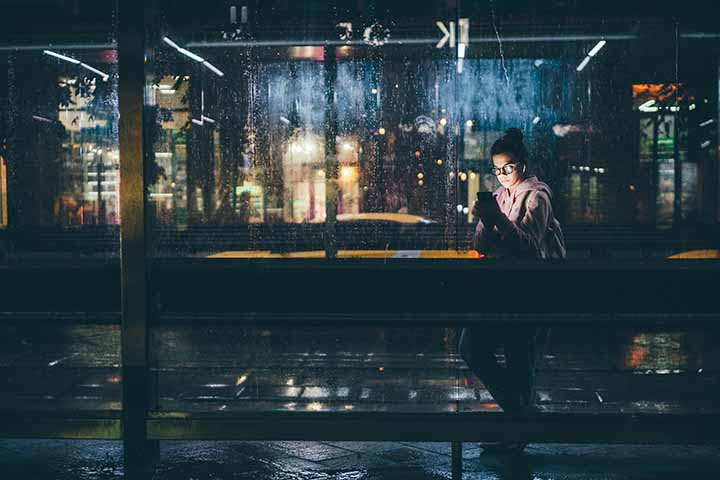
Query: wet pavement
xmin=1 ymin=439 xmax=720 ymax=479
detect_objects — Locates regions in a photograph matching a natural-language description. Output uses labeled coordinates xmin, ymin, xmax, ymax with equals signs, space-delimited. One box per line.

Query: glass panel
xmin=0 ymin=1 xmax=119 ymax=262
xmin=679 ymin=31 xmax=719 ymax=227
xmin=0 ymin=323 xmax=121 ymax=412
xmin=0 ymin=0 xmax=120 ymax=423
xmin=152 ymin=322 xmax=720 ymax=415
xmin=528 ymin=327 xmax=720 ymax=414
xmin=143 ymin=0 xmax=720 ymax=429
xmin=144 ymin=1 xmax=465 ymax=258
xmin=144 ymin=1 xmax=719 ymax=262
xmin=152 ymin=326 xmax=466 ymax=413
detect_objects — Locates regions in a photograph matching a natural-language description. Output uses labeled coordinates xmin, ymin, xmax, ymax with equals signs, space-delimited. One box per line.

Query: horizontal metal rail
xmin=0 ymin=312 xmax=120 ymax=324
xmin=155 ymin=312 xmax=720 ymax=327
xmin=146 ymin=411 xmax=720 ymax=445
xmin=0 ymin=411 xmax=121 ymax=440
xmin=3 ymin=410 xmax=718 ymax=446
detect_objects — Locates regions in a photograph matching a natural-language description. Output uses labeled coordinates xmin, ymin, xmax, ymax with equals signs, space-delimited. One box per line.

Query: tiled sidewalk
xmin=2 ymin=439 xmax=720 ymax=479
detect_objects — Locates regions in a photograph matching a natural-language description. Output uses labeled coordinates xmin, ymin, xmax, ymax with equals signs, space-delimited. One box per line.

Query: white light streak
xmin=165 ymin=36 xmax=225 ymax=77
xmin=638 ymin=100 xmax=658 ymax=112
xmin=177 ymin=47 xmax=205 ymax=63
xmin=588 ymin=40 xmax=607 ymax=57
xmin=576 ymin=56 xmax=591 ymax=72
xmin=202 ymin=60 xmax=225 ymax=77
xmin=162 ymin=37 xmax=181 ymax=50
xmin=43 ymin=50 xmax=80 ymax=64
xmin=44 ymin=50 xmax=109 ymax=80
xmin=32 ymin=115 xmax=54 ymax=123
xmin=80 ymin=62 xmax=109 ymax=81
xmin=699 ymin=118 xmax=715 ymax=128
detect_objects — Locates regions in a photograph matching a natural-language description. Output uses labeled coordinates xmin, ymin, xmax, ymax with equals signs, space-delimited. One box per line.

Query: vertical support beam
xmin=118 ymin=0 xmax=156 ymax=477
xmin=0 ymin=155 xmax=7 ymax=228
xmin=451 ymin=441 xmax=463 ymax=480
xmin=324 ymin=44 xmax=338 ymax=259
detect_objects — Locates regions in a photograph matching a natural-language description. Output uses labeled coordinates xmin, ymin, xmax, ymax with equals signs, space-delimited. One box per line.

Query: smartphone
xmin=476 ymin=191 xmax=494 ymax=204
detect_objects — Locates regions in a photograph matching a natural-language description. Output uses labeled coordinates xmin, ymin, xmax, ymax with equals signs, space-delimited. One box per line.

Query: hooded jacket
xmin=474 ymin=175 xmax=566 ymax=259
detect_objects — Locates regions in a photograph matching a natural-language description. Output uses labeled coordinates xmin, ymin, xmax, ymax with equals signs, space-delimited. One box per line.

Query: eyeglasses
xmin=491 ymin=163 xmax=520 ymax=176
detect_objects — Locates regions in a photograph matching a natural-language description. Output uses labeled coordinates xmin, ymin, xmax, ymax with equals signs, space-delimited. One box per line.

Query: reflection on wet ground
xmin=2 ymin=439 xmax=720 ymax=479
xmin=1 ymin=326 xmax=719 ymax=413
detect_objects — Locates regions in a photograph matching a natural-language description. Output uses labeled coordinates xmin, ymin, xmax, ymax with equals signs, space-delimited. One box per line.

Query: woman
xmin=460 ymin=128 xmax=565 ymax=453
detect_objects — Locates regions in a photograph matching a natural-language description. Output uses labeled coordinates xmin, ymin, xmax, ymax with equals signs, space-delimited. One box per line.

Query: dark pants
xmin=459 ymin=327 xmax=544 ymax=414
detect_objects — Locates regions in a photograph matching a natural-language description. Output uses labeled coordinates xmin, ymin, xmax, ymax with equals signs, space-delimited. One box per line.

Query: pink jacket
xmin=474 ymin=176 xmax=566 ymax=259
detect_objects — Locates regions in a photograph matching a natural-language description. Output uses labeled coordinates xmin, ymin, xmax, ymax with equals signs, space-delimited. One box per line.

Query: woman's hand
xmin=472 ymin=199 xmax=503 ymax=228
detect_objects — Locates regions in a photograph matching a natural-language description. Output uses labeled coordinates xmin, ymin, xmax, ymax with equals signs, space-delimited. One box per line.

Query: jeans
xmin=459 ymin=326 xmax=545 ymax=414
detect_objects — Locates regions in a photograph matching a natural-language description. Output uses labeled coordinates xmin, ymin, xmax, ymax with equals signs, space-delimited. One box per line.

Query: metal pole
xmin=451 ymin=441 xmax=463 ymax=480
xmin=324 ymin=44 xmax=338 ymax=259
xmin=118 ymin=0 xmax=156 ymax=476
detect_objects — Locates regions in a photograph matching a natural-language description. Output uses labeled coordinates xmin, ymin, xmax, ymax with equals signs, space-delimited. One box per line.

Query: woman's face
xmin=492 ymin=153 xmax=525 ymax=191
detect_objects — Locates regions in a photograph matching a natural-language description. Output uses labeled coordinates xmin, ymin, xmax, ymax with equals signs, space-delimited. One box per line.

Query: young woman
xmin=460 ymin=128 xmax=565 ymax=453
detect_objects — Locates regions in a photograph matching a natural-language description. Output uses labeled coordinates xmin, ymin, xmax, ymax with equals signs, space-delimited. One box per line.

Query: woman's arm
xmin=473 ymin=218 xmax=500 ymax=253
xmin=494 ymin=191 xmax=552 ymax=257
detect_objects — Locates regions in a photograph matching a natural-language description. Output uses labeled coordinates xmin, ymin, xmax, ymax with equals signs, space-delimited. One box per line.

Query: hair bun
xmin=503 ymin=128 xmax=524 ymax=143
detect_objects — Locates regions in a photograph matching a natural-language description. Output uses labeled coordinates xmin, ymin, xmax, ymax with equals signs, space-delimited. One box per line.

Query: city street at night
xmin=2 ymin=0 xmax=720 ymax=478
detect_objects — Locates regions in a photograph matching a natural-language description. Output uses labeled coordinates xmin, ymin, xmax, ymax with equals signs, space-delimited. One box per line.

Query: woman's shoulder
xmin=519 ymin=177 xmax=553 ymax=199
xmin=517 ymin=179 xmax=553 ymax=213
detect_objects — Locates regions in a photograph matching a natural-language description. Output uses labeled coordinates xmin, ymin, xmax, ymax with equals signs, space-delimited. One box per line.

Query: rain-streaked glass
xmin=0 ymin=0 xmax=120 ymax=413
xmin=0 ymin=2 xmax=119 ymax=262
xmin=144 ymin=0 xmax=720 ymax=416
xmin=141 ymin=1 xmax=719 ymax=261
xmin=0 ymin=323 xmax=121 ymax=412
